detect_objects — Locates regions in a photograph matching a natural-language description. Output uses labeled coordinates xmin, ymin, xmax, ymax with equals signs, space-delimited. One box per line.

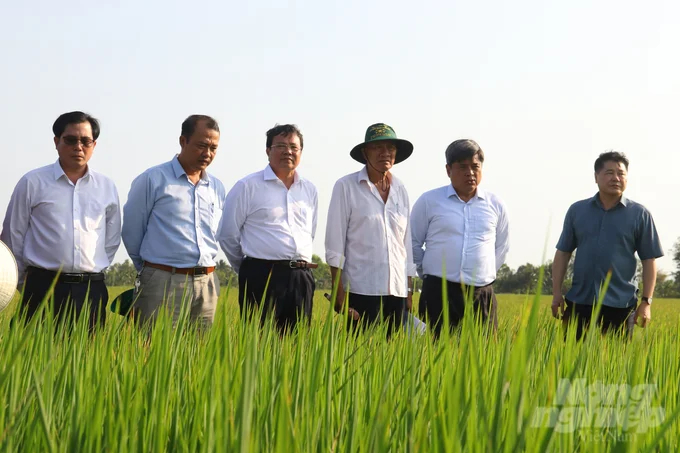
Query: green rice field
xmin=0 ymin=286 xmax=678 ymax=451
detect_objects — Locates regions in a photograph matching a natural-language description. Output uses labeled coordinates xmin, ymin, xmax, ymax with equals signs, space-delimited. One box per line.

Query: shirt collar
xmin=591 ymin=192 xmax=628 ymax=208
xmin=357 ymin=166 xmax=400 ymax=187
xmin=172 ymin=155 xmax=210 ymax=184
xmin=264 ymin=164 xmax=299 ymax=183
xmin=447 ymin=184 xmax=485 ymax=200
xmin=53 ymin=159 xmax=90 ymax=182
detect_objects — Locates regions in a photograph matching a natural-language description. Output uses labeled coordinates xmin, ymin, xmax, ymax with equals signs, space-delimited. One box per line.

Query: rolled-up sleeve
xmin=409 ymin=193 xmax=428 ymax=278
xmin=122 ymin=173 xmax=153 ymax=271
xmin=494 ymin=201 xmax=510 ymax=271
xmin=105 ymin=186 xmax=122 ymax=266
xmin=1 ymin=176 xmax=31 ymax=286
xmin=403 ymin=189 xmax=417 ymax=278
xmin=218 ymin=181 xmax=248 ymax=274
xmin=324 ymin=180 xmax=349 ymax=269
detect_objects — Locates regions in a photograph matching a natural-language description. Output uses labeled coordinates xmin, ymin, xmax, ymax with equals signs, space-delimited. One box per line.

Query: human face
xmin=54 ymin=122 xmax=96 ymax=173
xmin=446 ymin=155 xmax=483 ymax=198
xmin=363 ymin=141 xmax=397 ymax=173
xmin=267 ymin=133 xmax=302 ymax=173
xmin=178 ymin=120 xmax=220 ymax=173
xmin=595 ymin=160 xmax=627 ymax=198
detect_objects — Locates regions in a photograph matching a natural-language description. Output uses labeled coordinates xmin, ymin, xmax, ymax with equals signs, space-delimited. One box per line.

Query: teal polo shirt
xmin=556 ymin=194 xmax=663 ymax=308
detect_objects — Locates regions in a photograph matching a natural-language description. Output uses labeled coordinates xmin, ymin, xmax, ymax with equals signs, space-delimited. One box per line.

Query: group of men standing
xmin=0 ymin=111 xmax=663 ymax=339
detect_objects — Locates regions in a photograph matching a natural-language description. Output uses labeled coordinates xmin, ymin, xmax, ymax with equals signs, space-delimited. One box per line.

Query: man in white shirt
xmin=1 ymin=111 xmax=121 ymax=329
xmin=411 ymin=139 xmax=509 ymax=336
xmin=325 ymin=123 xmax=417 ymax=338
xmin=218 ymin=124 xmax=318 ymax=333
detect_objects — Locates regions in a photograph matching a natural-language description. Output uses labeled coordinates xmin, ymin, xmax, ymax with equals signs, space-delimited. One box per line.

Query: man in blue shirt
xmin=551 ymin=151 xmax=663 ymax=339
xmin=122 ymin=115 xmax=226 ymax=328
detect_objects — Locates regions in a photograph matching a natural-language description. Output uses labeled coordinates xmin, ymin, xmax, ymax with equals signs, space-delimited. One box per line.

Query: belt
xmin=144 ymin=261 xmax=215 ymax=275
xmin=245 ymin=257 xmax=318 ymax=269
xmin=27 ymin=266 xmax=106 ymax=284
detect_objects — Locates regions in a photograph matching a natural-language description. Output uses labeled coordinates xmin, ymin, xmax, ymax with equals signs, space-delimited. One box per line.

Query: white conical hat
xmin=0 ymin=241 xmax=18 ymax=312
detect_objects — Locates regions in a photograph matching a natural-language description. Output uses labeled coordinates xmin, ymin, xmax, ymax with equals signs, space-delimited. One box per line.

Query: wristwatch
xmin=641 ymin=297 xmax=652 ymax=305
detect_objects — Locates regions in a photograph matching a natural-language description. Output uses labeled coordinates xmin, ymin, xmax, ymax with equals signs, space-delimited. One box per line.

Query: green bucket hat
xmin=110 ymin=288 xmax=137 ymax=317
xmin=350 ymin=123 xmax=414 ymax=165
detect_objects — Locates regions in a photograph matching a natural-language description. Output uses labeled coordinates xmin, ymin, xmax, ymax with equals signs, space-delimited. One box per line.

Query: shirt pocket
xmin=388 ymin=205 xmax=408 ymax=239
xmin=470 ymin=212 xmax=496 ymax=241
xmin=210 ymin=203 xmax=223 ymax=235
xmin=85 ymin=199 xmax=106 ymax=231
xmin=292 ymin=204 xmax=313 ymax=234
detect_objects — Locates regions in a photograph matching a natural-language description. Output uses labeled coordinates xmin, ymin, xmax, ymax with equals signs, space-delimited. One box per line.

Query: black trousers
xmin=19 ymin=266 xmax=108 ymax=330
xmin=238 ymin=257 xmax=315 ymax=333
xmin=422 ymin=275 xmax=498 ymax=337
xmin=563 ymin=299 xmax=636 ymax=340
xmin=347 ymin=293 xmax=406 ymax=339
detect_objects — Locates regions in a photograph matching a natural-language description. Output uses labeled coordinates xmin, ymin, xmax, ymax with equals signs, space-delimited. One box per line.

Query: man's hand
xmin=634 ymin=301 xmax=651 ymax=328
xmin=551 ymin=294 xmax=565 ymax=319
xmin=334 ymin=285 xmax=359 ymax=321
xmin=406 ymin=292 xmax=413 ymax=311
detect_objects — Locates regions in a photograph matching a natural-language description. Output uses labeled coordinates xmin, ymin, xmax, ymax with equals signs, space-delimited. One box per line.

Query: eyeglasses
xmin=270 ymin=144 xmax=301 ymax=153
xmin=62 ymin=136 xmax=95 ymax=148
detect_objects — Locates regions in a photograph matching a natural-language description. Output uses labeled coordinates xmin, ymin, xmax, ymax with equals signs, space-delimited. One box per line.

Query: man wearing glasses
xmin=218 ymin=124 xmax=318 ymax=333
xmin=325 ymin=123 xmax=417 ymax=338
xmin=1 ymin=111 xmax=121 ymax=329
xmin=122 ymin=115 xmax=225 ymax=328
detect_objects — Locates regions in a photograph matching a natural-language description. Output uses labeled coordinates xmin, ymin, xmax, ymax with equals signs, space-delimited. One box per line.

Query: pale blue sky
xmin=1 ymin=0 xmax=679 ymax=273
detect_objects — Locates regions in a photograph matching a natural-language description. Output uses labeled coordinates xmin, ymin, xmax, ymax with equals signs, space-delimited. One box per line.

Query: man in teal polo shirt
xmin=551 ymin=151 xmax=663 ymax=339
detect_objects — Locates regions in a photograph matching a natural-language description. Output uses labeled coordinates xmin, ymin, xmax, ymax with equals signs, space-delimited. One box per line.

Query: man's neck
xmin=59 ymin=160 xmax=87 ymax=185
xmin=598 ymin=192 xmax=622 ymax=211
xmin=271 ymin=165 xmax=296 ymax=189
xmin=177 ymin=156 xmax=202 ymax=184
xmin=454 ymin=186 xmax=476 ymax=203
xmin=366 ymin=165 xmax=390 ymax=184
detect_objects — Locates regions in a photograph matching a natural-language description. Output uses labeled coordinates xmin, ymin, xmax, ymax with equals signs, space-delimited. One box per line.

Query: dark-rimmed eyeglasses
xmin=270 ymin=144 xmax=301 ymax=153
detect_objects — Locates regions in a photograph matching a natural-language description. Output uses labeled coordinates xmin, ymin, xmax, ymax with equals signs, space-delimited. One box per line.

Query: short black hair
xmin=52 ymin=111 xmax=100 ymax=140
xmin=445 ymin=139 xmax=484 ymax=165
xmin=181 ymin=115 xmax=220 ymax=139
xmin=594 ymin=151 xmax=629 ymax=172
xmin=266 ymin=124 xmax=304 ymax=149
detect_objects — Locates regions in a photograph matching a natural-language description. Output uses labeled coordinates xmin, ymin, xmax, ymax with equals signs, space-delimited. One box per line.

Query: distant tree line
xmin=104 ymin=238 xmax=680 ymax=297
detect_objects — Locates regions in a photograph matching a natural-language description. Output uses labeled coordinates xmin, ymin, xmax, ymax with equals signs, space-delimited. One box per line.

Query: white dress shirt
xmin=325 ymin=167 xmax=417 ymax=298
xmin=218 ymin=165 xmax=318 ymax=274
xmin=410 ymin=185 xmax=509 ymax=287
xmin=1 ymin=160 xmax=121 ymax=284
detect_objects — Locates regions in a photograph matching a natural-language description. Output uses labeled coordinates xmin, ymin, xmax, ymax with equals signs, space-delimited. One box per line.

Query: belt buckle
xmin=63 ymin=274 xmax=84 ymax=284
xmin=288 ymin=261 xmax=298 ymax=269
xmin=193 ymin=267 xmax=207 ymax=275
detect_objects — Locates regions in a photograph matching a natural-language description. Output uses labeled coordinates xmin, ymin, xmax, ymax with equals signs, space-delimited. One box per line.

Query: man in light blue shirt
xmin=122 ymin=115 xmax=226 ymax=327
xmin=552 ymin=151 xmax=663 ymax=340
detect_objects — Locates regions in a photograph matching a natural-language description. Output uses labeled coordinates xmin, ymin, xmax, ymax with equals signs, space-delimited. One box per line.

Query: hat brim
xmin=350 ymin=138 xmax=413 ymax=165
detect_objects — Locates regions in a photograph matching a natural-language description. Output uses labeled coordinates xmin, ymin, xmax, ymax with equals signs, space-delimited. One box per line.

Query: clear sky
xmin=1 ymin=0 xmax=679 ymax=273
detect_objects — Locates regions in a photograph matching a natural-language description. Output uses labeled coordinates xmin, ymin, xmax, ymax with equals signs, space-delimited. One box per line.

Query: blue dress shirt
xmin=122 ymin=156 xmax=226 ymax=271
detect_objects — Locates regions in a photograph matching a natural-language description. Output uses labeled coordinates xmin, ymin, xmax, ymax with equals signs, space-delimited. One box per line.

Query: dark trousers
xmin=347 ymin=293 xmax=406 ymax=339
xmin=422 ymin=275 xmax=498 ymax=337
xmin=238 ymin=258 xmax=315 ymax=333
xmin=19 ymin=266 xmax=108 ymax=330
xmin=563 ymin=299 xmax=636 ymax=340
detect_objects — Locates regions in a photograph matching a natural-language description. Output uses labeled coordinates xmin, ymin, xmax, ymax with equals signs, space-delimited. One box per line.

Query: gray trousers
xmin=133 ymin=266 xmax=220 ymax=328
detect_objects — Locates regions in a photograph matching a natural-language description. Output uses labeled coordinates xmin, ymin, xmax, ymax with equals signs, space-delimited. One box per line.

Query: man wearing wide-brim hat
xmin=325 ymin=123 xmax=417 ymax=338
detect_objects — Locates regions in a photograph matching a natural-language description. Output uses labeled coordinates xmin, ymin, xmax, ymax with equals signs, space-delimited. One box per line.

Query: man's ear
xmin=179 ymin=135 xmax=187 ymax=147
xmin=54 ymin=136 xmax=59 ymax=149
